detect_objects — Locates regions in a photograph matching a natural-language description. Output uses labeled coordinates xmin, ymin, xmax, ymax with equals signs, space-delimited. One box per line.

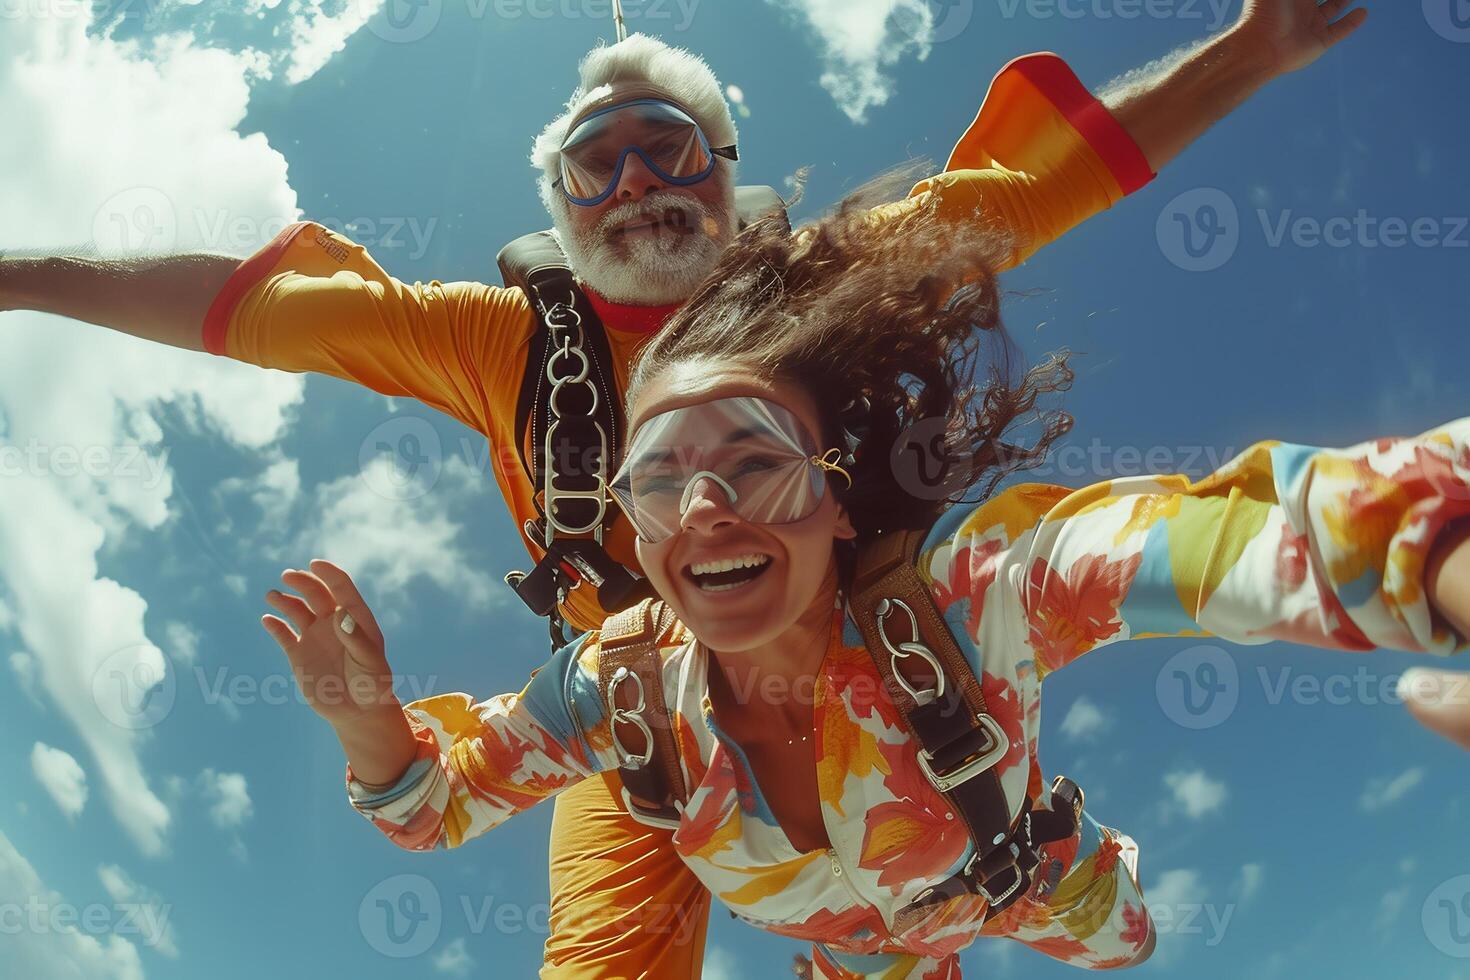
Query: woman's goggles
xmin=556 ymin=98 xmax=738 ymax=208
xmin=609 ymin=397 xmax=851 ymax=544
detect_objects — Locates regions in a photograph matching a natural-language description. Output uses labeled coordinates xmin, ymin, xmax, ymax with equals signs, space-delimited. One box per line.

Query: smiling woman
xmin=258 ymin=179 xmax=1470 ymax=978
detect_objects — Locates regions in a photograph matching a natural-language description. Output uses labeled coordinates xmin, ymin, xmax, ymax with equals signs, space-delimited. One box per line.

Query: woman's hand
xmin=1400 ymin=669 xmax=1470 ymax=751
xmin=1232 ymin=0 xmax=1369 ymax=77
xmin=261 ymin=559 xmax=396 ymax=728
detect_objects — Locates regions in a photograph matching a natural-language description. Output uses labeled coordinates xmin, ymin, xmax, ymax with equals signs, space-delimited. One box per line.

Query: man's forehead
xmin=570 ymin=83 xmax=693 ymax=128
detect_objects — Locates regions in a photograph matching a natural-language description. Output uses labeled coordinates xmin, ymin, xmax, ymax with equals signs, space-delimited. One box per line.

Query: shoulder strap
xmin=850 ymin=527 xmax=1070 ymax=923
xmin=598 ymin=598 xmax=687 ymax=829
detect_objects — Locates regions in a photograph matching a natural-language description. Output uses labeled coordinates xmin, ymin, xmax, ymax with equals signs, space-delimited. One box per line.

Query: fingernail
xmin=340 ymin=614 xmax=356 ymax=636
xmin=1397 ymin=667 xmax=1434 ymax=705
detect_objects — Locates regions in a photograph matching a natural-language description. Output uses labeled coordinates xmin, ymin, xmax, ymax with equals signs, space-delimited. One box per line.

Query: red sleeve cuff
xmin=201 ymin=221 xmax=312 ymax=356
xmin=949 ymin=52 xmax=1156 ymax=197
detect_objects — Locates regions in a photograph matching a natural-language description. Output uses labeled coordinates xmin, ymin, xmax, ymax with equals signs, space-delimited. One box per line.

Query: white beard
xmin=554 ymin=188 xmax=736 ymax=306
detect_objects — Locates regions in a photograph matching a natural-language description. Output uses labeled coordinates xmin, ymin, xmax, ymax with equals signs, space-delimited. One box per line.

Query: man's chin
xmin=573 ymin=245 xmax=720 ymax=306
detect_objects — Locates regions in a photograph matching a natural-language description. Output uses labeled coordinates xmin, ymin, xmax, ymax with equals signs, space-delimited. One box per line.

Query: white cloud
xmin=1232 ymin=863 xmax=1264 ymax=904
xmin=161 ymin=622 xmax=200 ymax=667
xmin=198 ymin=769 xmax=254 ymax=830
xmin=31 ymin=743 xmax=90 ymax=819
xmin=0 ymin=830 xmax=146 ymax=980
xmin=703 ymin=946 xmax=743 ymax=980
xmin=215 ymin=454 xmax=302 ymax=538
xmin=282 ymin=0 xmax=387 ymax=84
xmin=1375 ymin=884 xmax=1409 ymax=931
xmin=11 ymin=650 xmax=42 ymax=706
xmin=1162 ymin=769 xmax=1228 ymax=821
xmin=764 ymin=0 xmax=945 ymax=122
xmin=0 ymin=4 xmax=306 ymax=857
xmin=1059 ymin=696 xmax=1111 ymax=740
xmin=1360 ymin=767 xmax=1424 ymax=812
xmin=433 ymin=937 xmax=475 ymax=976
xmin=96 ymin=865 xmax=180 ymax=959
xmin=1143 ymin=868 xmax=1208 ymax=967
xmin=306 ymin=457 xmax=497 ymax=623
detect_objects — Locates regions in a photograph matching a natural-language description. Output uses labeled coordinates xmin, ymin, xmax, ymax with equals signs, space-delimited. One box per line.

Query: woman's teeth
xmin=689 ymin=554 xmax=769 ymax=577
xmin=687 ymin=553 xmax=772 ymax=593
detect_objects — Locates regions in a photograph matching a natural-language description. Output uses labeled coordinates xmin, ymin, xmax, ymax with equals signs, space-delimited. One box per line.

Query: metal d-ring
xmin=875 ymin=597 xmax=946 ymax=706
xmin=607 ymin=666 xmax=654 ymax=770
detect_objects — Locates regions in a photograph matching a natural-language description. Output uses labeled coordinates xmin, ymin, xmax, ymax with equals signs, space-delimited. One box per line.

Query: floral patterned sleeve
xmin=923 ymin=419 xmax=1470 ymax=679
xmin=342 ymin=633 xmax=618 ymax=850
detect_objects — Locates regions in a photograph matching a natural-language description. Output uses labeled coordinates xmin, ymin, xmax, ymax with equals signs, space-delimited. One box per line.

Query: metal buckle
xmin=607 ymin=666 xmax=654 ymax=769
xmin=618 ymin=786 xmax=682 ymax=831
xmin=977 ymin=865 xmax=1024 ymax=907
xmin=875 ymin=597 xmax=945 ymax=706
xmin=916 ymin=713 xmax=1007 ymax=792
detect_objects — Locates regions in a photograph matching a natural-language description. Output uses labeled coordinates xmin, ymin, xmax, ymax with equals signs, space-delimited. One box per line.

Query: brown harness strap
xmin=598 ymin=598 xmax=687 ymax=827
xmin=850 ymin=527 xmax=1079 ymax=925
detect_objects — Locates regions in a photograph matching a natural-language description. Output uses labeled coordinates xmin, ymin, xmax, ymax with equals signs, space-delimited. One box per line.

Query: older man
xmin=0 ymin=2 xmax=1368 ymax=975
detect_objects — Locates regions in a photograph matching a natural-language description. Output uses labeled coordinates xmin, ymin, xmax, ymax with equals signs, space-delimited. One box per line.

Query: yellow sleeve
xmin=202 ymin=221 xmax=534 ymax=434
xmin=870 ymin=53 xmax=1157 ymax=271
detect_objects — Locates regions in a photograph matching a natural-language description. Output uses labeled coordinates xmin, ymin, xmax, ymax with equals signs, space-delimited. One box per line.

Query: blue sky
xmin=1 ymin=1 xmax=1468 ymax=979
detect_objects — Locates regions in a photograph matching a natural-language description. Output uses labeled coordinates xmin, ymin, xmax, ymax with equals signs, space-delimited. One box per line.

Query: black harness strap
xmin=497 ymin=186 xmax=790 ymax=644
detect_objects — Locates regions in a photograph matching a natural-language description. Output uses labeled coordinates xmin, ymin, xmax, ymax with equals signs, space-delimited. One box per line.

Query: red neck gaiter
xmin=583 ymin=286 xmax=682 ymax=336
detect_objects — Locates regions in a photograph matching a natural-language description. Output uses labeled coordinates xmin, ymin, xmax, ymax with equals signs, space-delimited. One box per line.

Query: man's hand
xmin=1100 ymin=0 xmax=1371 ymax=171
xmin=1233 ymin=0 xmax=1369 ymax=77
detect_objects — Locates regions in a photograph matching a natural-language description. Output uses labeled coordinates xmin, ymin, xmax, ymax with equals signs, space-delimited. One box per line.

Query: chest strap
xmin=598 ymin=598 xmax=686 ymax=830
xmin=849 ymin=528 xmax=1081 ymax=927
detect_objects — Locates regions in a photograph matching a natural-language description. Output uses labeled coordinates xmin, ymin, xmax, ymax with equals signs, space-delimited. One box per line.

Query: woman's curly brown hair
xmin=627 ymin=168 xmax=1075 ymax=540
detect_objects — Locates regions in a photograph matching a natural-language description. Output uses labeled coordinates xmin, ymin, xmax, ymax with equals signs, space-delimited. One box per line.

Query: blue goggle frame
xmin=554 ymin=98 xmax=738 ymax=208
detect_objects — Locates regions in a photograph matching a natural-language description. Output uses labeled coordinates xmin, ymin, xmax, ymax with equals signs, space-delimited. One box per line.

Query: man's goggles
xmin=556 ymin=98 xmax=738 ymax=208
xmin=609 ymin=396 xmax=851 ymax=544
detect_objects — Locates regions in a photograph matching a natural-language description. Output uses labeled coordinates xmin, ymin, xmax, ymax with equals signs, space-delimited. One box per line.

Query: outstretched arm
xmin=262 ymin=559 xmax=618 ymax=852
xmin=0 ymin=250 xmax=238 ymax=351
xmin=926 ymin=417 xmax=1470 ymax=680
xmin=1100 ymin=0 xmax=1369 ymax=171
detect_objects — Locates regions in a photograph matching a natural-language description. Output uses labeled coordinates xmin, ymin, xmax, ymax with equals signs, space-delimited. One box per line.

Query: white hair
xmin=531 ymin=33 xmax=739 ymax=216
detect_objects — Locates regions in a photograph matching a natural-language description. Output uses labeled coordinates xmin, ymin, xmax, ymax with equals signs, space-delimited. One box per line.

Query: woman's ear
xmin=832 ymin=504 xmax=858 ymax=541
